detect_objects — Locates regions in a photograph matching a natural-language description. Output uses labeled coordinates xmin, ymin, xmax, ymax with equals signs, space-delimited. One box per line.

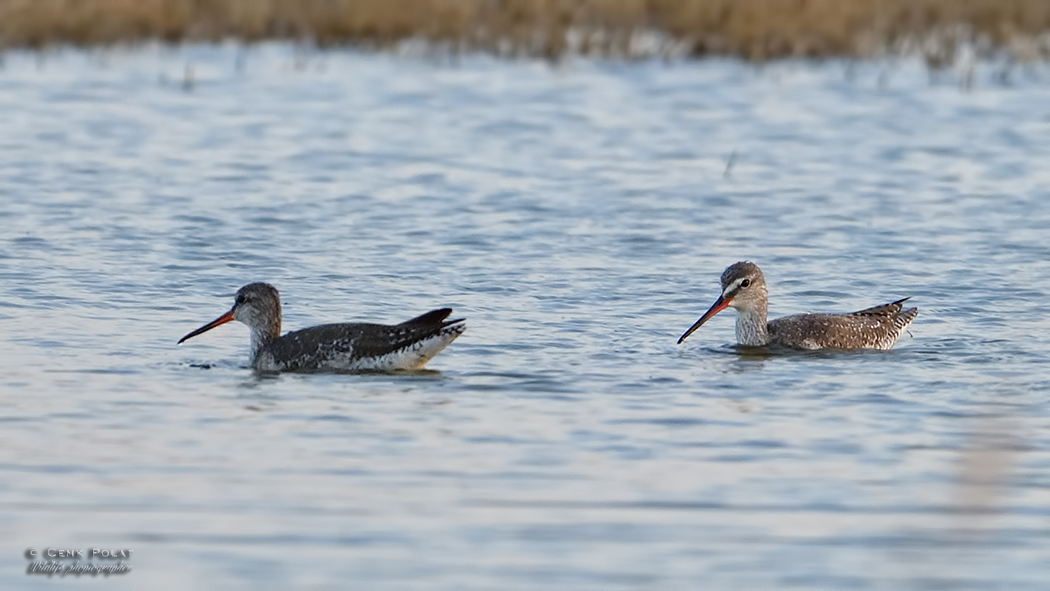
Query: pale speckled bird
xmin=178 ymin=283 xmax=465 ymax=372
xmin=677 ymin=261 xmax=917 ymax=350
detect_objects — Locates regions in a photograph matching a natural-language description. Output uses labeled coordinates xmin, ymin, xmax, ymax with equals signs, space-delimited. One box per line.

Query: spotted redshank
xmin=677 ymin=262 xmax=917 ymax=350
xmin=178 ymin=283 xmax=466 ymax=371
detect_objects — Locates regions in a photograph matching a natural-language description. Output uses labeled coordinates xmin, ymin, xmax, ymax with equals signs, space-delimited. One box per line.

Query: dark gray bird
xmin=677 ymin=262 xmax=917 ymax=350
xmin=178 ymin=283 xmax=465 ymax=371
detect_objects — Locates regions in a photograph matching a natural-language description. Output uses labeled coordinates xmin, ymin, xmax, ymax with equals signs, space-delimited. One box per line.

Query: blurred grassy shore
xmin=2 ymin=0 xmax=1050 ymax=63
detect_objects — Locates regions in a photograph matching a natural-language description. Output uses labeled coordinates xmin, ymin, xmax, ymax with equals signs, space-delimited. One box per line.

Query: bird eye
xmin=741 ymin=279 xmax=751 ymax=288
xmin=236 ymin=295 xmax=246 ymax=305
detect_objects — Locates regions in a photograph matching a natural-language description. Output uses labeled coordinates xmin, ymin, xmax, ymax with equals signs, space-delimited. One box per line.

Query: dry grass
xmin=2 ymin=0 xmax=1050 ymax=62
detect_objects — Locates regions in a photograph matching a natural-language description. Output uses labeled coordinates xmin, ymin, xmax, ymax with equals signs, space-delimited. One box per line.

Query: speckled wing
xmin=768 ymin=298 xmax=918 ymax=350
xmin=264 ymin=309 xmax=465 ymax=371
xmin=849 ymin=298 xmax=913 ymax=319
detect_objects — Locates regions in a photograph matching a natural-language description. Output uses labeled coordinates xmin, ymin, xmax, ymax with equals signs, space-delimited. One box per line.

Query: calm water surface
xmin=1 ymin=45 xmax=1049 ymax=589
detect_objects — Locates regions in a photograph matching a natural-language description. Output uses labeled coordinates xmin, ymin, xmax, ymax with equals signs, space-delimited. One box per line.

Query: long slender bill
xmin=178 ymin=309 xmax=235 ymax=344
xmin=677 ymin=295 xmax=731 ymax=344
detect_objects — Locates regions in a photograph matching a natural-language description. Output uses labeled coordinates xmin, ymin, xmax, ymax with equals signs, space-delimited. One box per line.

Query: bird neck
xmin=735 ymin=301 xmax=770 ymax=346
xmin=247 ymin=318 xmax=281 ymax=366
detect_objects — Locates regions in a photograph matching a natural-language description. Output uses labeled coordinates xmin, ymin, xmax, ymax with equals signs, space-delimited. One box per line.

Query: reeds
xmin=2 ymin=0 xmax=1050 ymax=62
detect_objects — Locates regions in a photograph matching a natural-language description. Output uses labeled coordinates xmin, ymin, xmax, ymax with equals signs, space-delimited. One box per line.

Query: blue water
xmin=1 ymin=45 xmax=1049 ymax=589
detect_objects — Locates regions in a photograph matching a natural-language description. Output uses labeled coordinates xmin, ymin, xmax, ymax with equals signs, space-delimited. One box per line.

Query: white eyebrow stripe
xmin=722 ymin=277 xmax=747 ymax=297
